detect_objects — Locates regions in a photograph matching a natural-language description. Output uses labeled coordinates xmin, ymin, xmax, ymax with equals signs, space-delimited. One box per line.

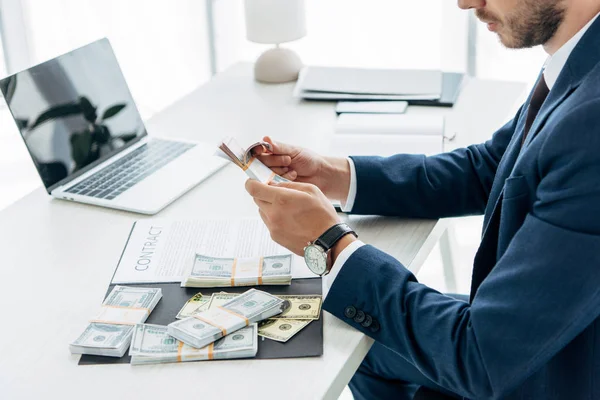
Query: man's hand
xmin=252 ymin=136 xmax=352 ymax=201
xmin=245 ymin=179 xmax=341 ymax=256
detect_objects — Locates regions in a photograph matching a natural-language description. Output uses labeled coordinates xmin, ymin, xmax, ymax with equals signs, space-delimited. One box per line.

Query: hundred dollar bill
xmin=70 ymin=286 xmax=162 ymax=357
xmin=176 ymin=292 xmax=210 ymax=319
xmin=216 ymin=137 xmax=290 ymax=184
xmin=181 ymin=254 xmax=292 ymax=288
xmin=272 ymin=295 xmax=323 ymax=320
xmin=129 ymin=323 xmax=258 ymax=365
xmin=206 ymin=292 xmax=240 ymax=310
xmin=258 ymin=318 xmax=311 ymax=343
xmin=167 ymin=289 xmax=285 ymax=349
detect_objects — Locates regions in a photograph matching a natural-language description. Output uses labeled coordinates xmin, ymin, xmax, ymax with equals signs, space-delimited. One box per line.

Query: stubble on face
xmin=477 ymin=0 xmax=566 ymax=48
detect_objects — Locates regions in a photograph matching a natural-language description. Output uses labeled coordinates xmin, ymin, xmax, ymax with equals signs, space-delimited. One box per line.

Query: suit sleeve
xmin=323 ymin=100 xmax=600 ymax=399
xmin=349 ymin=106 xmax=523 ymax=218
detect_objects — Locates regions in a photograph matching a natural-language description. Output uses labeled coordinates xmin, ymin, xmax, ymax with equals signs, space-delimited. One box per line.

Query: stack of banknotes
xmin=129 ymin=323 xmax=258 ymax=365
xmin=181 ymin=253 xmax=293 ymax=288
xmin=216 ymin=137 xmax=289 ymax=184
xmin=168 ymin=289 xmax=285 ymax=349
xmin=69 ymin=286 xmax=162 ymax=357
xmin=176 ymin=292 xmax=322 ymax=343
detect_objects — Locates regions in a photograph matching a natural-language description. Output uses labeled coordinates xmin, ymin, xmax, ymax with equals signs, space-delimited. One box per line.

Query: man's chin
xmin=496 ymin=33 xmax=523 ymax=49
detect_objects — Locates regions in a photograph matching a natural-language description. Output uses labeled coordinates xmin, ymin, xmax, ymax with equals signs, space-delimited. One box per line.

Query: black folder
xmin=407 ymin=72 xmax=466 ymax=108
xmin=79 ymin=278 xmax=323 ymax=365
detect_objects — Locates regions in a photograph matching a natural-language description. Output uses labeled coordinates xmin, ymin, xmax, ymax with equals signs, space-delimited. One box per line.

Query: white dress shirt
xmin=323 ymin=12 xmax=600 ymax=298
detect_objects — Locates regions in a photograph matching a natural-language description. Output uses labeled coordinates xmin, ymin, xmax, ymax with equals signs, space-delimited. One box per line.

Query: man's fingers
xmin=245 ymin=179 xmax=279 ymax=203
xmin=270 ymin=167 xmax=289 ymax=176
xmin=271 ymin=180 xmax=315 ymax=193
xmin=257 ymin=155 xmax=291 ymax=167
xmin=281 ymin=170 xmax=298 ymax=180
xmin=253 ymin=197 xmax=272 ymax=210
xmin=263 ymin=136 xmax=298 ymax=156
xmin=251 ymin=146 xmax=266 ymax=156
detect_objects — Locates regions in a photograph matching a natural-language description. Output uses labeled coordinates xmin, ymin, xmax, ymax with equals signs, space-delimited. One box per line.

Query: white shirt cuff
xmin=340 ymin=158 xmax=357 ymax=212
xmin=323 ymin=239 xmax=365 ymax=299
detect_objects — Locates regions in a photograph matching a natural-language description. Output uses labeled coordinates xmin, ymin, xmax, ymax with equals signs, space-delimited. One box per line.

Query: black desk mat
xmin=79 ymin=278 xmax=323 ymax=365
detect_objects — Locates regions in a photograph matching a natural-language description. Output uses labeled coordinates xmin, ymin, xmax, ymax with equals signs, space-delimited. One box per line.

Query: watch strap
xmin=315 ymin=223 xmax=357 ymax=251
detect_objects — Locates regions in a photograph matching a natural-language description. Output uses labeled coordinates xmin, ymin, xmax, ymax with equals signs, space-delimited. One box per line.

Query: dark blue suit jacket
xmin=323 ymin=17 xmax=600 ymax=400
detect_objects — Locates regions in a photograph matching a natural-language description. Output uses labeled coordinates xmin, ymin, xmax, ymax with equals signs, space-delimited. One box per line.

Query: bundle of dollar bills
xmin=69 ymin=286 xmax=162 ymax=357
xmin=176 ymin=292 xmax=322 ymax=343
xmin=168 ymin=288 xmax=284 ymax=349
xmin=216 ymin=137 xmax=289 ymax=184
xmin=129 ymin=323 xmax=258 ymax=365
xmin=181 ymin=254 xmax=292 ymax=288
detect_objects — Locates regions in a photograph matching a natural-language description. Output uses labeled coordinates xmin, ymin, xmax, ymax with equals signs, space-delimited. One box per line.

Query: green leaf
xmin=16 ymin=118 xmax=28 ymax=130
xmin=78 ymin=96 xmax=97 ymax=123
xmin=115 ymin=132 xmax=138 ymax=142
xmin=101 ymin=103 xmax=127 ymax=120
xmin=0 ymin=76 xmax=17 ymax=105
xmin=70 ymin=130 xmax=93 ymax=168
xmin=30 ymin=103 xmax=82 ymax=130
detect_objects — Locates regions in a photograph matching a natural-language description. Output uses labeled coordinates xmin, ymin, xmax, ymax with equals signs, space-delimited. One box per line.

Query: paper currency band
xmin=177 ymin=342 xmax=214 ymax=362
xmin=217 ymin=306 xmax=250 ymax=327
xmin=193 ymin=314 xmax=230 ymax=336
xmin=242 ymin=157 xmax=256 ymax=171
xmin=265 ymin=172 xmax=277 ymax=185
xmin=230 ymin=258 xmax=238 ymax=287
xmin=230 ymin=257 xmax=264 ymax=286
xmin=177 ymin=342 xmax=184 ymax=362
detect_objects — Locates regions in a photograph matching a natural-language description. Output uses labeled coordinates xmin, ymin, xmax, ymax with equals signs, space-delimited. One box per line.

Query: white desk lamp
xmin=244 ymin=0 xmax=306 ymax=83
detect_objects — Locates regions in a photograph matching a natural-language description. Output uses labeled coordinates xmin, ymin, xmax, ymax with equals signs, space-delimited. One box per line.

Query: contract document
xmin=111 ymin=218 xmax=315 ymax=284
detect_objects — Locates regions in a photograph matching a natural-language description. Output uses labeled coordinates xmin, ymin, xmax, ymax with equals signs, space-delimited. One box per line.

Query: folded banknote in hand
xmin=216 ymin=137 xmax=289 ymax=184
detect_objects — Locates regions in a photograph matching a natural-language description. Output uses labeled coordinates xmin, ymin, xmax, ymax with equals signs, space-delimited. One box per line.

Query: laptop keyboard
xmin=65 ymin=139 xmax=195 ymax=200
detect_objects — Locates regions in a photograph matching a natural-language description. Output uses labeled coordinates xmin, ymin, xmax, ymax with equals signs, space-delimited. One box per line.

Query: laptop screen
xmin=0 ymin=38 xmax=147 ymax=192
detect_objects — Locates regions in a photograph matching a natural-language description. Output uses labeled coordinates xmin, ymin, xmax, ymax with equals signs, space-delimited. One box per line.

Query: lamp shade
xmin=244 ymin=0 xmax=307 ymax=44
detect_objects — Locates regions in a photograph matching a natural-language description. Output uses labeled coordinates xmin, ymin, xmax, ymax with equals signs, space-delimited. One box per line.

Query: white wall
xmin=214 ymin=0 xmax=467 ymax=73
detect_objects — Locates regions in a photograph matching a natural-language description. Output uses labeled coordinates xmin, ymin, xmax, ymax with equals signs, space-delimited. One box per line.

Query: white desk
xmin=0 ymin=63 xmax=525 ymax=400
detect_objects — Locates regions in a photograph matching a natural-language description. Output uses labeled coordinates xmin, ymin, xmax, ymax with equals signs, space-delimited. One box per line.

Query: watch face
xmin=304 ymin=245 xmax=328 ymax=275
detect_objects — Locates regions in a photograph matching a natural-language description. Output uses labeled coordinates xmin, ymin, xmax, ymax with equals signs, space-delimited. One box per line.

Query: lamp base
xmin=254 ymin=47 xmax=303 ymax=83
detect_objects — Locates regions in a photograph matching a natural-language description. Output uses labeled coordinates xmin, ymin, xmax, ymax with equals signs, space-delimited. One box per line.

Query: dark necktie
xmin=522 ymin=75 xmax=550 ymax=145
xmin=469 ymin=74 xmax=551 ymax=301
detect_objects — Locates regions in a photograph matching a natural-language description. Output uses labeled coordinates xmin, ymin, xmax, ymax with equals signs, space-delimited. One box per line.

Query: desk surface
xmin=0 ymin=63 xmax=525 ymax=400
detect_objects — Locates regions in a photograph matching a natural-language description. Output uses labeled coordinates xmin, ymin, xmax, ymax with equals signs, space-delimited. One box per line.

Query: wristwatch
xmin=304 ymin=223 xmax=358 ymax=276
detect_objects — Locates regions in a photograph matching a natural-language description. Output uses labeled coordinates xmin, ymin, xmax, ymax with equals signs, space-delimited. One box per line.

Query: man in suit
xmin=245 ymin=0 xmax=600 ymax=398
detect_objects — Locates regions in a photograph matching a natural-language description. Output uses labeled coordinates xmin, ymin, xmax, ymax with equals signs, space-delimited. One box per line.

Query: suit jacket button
xmin=370 ymin=319 xmax=380 ymax=333
xmin=344 ymin=306 xmax=357 ymax=319
xmin=361 ymin=314 xmax=373 ymax=328
xmin=353 ymin=310 xmax=366 ymax=324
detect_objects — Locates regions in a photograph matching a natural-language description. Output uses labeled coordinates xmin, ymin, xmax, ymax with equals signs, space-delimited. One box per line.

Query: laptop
xmin=0 ymin=38 xmax=226 ymax=215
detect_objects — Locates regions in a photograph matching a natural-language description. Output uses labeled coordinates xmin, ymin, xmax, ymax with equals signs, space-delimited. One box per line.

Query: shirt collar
xmin=544 ymin=12 xmax=600 ymax=90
